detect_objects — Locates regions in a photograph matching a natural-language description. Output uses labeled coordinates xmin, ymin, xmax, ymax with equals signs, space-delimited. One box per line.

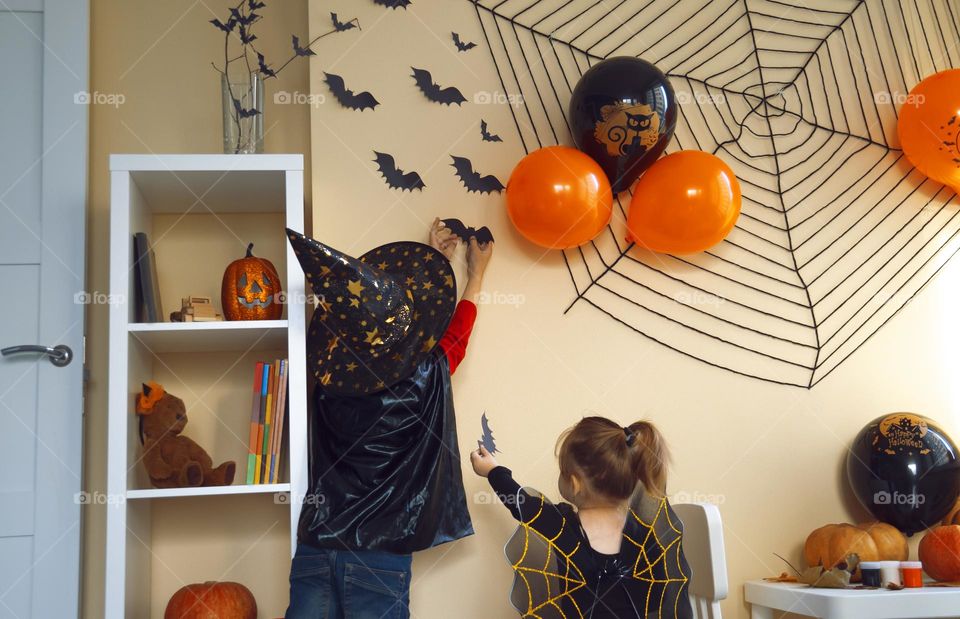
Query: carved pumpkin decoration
xmin=919 ymin=525 xmax=960 ymax=581
xmin=164 ymin=581 xmax=256 ymax=619
xmin=221 ymin=243 xmax=283 ymax=321
xmin=803 ymin=521 xmax=908 ymax=580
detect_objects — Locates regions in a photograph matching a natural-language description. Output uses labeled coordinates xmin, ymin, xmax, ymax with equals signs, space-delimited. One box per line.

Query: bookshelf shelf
xmin=126 ymin=482 xmax=291 ymax=500
xmin=106 ymin=154 xmax=307 ymax=618
xmin=128 ymin=319 xmax=288 ymax=353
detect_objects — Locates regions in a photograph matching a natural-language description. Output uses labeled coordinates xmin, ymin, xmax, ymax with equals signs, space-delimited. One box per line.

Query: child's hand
xmin=429 ymin=217 xmax=460 ymax=261
xmin=466 ymin=237 xmax=493 ymax=280
xmin=470 ymin=444 xmax=499 ymax=477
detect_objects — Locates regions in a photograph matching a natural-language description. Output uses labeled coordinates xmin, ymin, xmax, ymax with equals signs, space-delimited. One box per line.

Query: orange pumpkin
xmin=164 ymin=581 xmax=256 ymax=619
xmin=221 ymin=243 xmax=283 ymax=321
xmin=919 ymin=525 xmax=960 ymax=581
xmin=804 ymin=521 xmax=908 ymax=572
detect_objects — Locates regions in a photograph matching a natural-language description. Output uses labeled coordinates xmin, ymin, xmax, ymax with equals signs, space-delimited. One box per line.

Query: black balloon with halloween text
xmin=568 ymin=56 xmax=676 ymax=193
xmin=846 ymin=413 xmax=960 ymax=535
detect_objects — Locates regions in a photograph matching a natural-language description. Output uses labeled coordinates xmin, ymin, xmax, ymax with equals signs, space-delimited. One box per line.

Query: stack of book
xmin=246 ymin=359 xmax=288 ymax=485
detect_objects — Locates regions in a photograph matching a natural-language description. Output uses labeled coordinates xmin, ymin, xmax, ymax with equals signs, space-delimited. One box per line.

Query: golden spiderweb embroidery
xmin=505 ymin=492 xmax=690 ymax=619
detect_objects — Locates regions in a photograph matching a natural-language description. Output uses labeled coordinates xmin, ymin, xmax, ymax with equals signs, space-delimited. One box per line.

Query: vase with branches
xmin=210 ymin=0 xmax=358 ymax=154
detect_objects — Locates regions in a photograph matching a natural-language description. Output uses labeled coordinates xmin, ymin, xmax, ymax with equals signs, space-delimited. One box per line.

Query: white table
xmin=745 ymin=580 xmax=960 ymax=618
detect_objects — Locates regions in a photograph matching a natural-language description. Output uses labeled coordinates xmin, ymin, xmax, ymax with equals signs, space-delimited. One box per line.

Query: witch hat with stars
xmin=286 ymin=228 xmax=457 ymax=396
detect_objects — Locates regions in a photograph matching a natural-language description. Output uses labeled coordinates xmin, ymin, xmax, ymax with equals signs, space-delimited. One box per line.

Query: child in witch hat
xmin=284 ymin=218 xmax=492 ymax=619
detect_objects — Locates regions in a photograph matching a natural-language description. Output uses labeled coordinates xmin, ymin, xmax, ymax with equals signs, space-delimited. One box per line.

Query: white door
xmin=0 ymin=0 xmax=88 ymax=617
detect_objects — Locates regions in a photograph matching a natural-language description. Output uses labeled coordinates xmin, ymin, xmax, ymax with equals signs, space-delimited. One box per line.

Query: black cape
xmin=297 ymin=350 xmax=474 ymax=553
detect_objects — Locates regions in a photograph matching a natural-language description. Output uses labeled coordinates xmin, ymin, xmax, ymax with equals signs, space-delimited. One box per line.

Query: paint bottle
xmin=878 ymin=561 xmax=902 ymax=587
xmin=860 ymin=561 xmax=882 ymax=587
xmin=901 ymin=561 xmax=923 ymax=588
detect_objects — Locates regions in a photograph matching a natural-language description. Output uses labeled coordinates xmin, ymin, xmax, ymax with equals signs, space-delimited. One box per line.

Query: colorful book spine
xmin=260 ymin=361 xmax=278 ymax=483
xmin=245 ymin=362 xmax=264 ymax=485
xmin=254 ymin=363 xmax=270 ymax=484
xmin=269 ymin=359 xmax=288 ymax=483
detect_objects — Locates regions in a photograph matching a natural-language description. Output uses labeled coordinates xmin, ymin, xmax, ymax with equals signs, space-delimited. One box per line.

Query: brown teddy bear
xmin=136 ymin=381 xmax=235 ymax=488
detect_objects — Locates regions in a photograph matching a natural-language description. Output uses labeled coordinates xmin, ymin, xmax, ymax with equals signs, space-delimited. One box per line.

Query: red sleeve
xmin=438 ymin=300 xmax=477 ymax=375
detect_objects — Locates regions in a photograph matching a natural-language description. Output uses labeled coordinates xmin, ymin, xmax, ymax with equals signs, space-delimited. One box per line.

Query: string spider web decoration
xmin=504 ymin=489 xmax=690 ymax=618
xmin=471 ymin=0 xmax=960 ymax=387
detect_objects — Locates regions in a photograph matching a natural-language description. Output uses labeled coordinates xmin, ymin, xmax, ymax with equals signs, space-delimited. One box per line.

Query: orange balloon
xmin=899 ymin=69 xmax=960 ymax=190
xmin=626 ymin=150 xmax=741 ymax=254
xmin=506 ymin=146 xmax=613 ymax=249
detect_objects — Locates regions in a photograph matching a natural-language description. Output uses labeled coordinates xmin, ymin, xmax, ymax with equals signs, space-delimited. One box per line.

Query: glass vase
xmin=221 ymin=72 xmax=264 ymax=154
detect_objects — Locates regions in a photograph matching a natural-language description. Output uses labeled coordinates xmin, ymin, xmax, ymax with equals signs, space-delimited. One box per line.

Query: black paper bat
xmin=479 ymin=413 xmax=500 ymax=454
xmin=411 ymin=68 xmax=467 ymax=106
xmin=248 ymin=0 xmax=266 ymax=10
xmin=373 ymin=0 xmax=412 ymax=8
xmin=256 ymin=52 xmax=276 ymax=78
xmin=480 ymin=120 xmax=502 ymax=143
xmin=450 ymin=156 xmax=505 ymax=194
xmin=292 ymin=35 xmax=316 ymax=57
xmin=373 ymin=151 xmax=425 ymax=191
xmin=232 ymin=97 xmax=259 ymax=119
xmin=441 ymin=218 xmax=494 ymax=245
xmin=324 ymin=73 xmax=379 ymax=111
xmin=331 ymin=12 xmax=358 ymax=31
xmin=452 ymin=32 xmax=477 ymax=52
xmin=229 ymin=7 xmax=258 ymax=26
xmin=238 ymin=24 xmax=257 ymax=44
xmin=210 ymin=17 xmax=236 ymax=33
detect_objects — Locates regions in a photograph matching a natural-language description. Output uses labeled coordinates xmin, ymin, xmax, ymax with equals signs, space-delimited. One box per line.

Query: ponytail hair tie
xmin=624 ymin=427 xmax=636 ymax=447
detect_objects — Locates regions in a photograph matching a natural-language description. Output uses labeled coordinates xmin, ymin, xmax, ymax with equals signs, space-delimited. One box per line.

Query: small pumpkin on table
xmin=221 ymin=243 xmax=283 ymax=321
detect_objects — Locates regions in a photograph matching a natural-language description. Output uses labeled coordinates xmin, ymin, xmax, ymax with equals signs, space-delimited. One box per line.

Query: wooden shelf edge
xmin=128 ymin=320 xmax=288 ymax=333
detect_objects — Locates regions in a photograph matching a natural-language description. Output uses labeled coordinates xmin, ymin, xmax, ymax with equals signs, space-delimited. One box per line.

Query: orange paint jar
xmin=901 ymin=561 xmax=923 ymax=588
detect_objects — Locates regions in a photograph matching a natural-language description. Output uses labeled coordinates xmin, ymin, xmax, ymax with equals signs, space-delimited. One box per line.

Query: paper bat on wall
xmin=373 ymin=151 xmax=426 ymax=192
xmin=480 ymin=120 xmax=502 ymax=142
xmin=441 ymin=218 xmax=494 ymax=245
xmin=452 ymin=32 xmax=477 ymax=52
xmin=256 ymin=53 xmax=276 ymax=78
xmin=478 ymin=413 xmax=500 ymax=454
xmin=411 ymin=68 xmax=467 ymax=106
xmin=373 ymin=0 xmax=412 ymax=8
xmin=451 ymin=156 xmax=505 ymax=194
xmin=324 ymin=73 xmax=379 ymax=111
xmin=331 ymin=12 xmax=359 ymax=32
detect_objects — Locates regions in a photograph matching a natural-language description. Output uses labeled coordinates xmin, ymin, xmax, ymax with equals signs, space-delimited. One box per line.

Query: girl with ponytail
xmin=471 ymin=416 xmax=692 ymax=618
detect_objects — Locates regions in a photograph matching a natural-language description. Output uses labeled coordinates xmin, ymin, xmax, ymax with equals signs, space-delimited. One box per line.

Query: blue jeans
xmin=285 ymin=544 xmax=412 ymax=619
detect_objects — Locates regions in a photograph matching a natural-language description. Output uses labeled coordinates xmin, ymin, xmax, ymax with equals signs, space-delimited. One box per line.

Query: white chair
xmin=674 ymin=503 xmax=729 ymax=619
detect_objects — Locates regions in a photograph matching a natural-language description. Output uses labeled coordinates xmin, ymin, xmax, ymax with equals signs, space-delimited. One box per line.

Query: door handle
xmin=1 ymin=344 xmax=73 ymax=367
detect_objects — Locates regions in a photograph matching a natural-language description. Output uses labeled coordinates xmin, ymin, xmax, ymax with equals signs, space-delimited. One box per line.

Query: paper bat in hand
xmin=232 ymin=97 xmax=260 ymax=119
xmin=292 ymin=35 xmax=316 ymax=57
xmin=411 ymin=68 xmax=467 ymax=106
xmin=373 ymin=151 xmax=426 ymax=192
xmin=441 ymin=219 xmax=494 ymax=245
xmin=324 ymin=73 xmax=379 ymax=111
xmin=331 ymin=12 xmax=358 ymax=31
xmin=450 ymin=156 xmax=505 ymax=194
xmin=478 ymin=413 xmax=500 ymax=454
xmin=256 ymin=53 xmax=276 ymax=78
xmin=373 ymin=0 xmax=413 ymax=8
xmin=480 ymin=120 xmax=502 ymax=143
xmin=452 ymin=32 xmax=477 ymax=52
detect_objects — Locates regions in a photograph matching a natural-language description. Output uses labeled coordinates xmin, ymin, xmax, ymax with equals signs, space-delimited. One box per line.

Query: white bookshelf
xmin=105 ymin=154 xmax=307 ymax=618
